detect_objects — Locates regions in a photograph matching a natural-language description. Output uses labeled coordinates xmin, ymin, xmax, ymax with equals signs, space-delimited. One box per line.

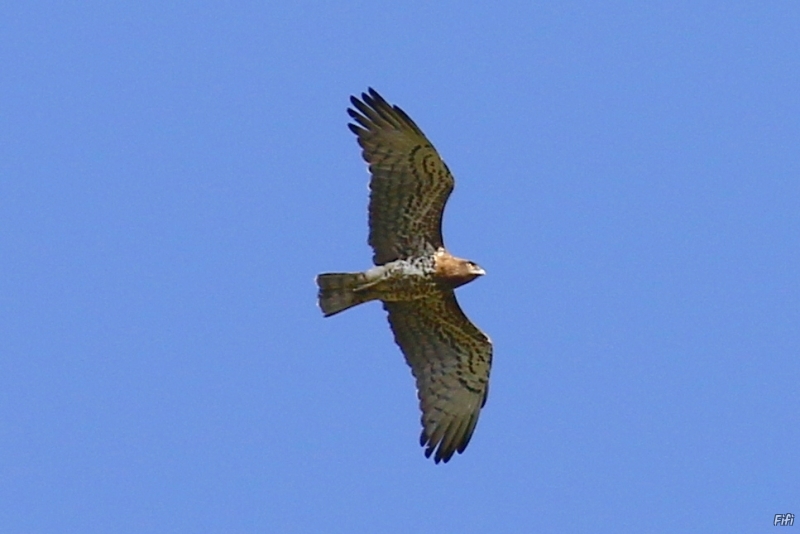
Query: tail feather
xmin=316 ymin=272 xmax=373 ymax=317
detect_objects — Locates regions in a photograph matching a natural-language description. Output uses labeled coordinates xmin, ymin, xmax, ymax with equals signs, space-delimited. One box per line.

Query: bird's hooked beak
xmin=472 ymin=264 xmax=486 ymax=276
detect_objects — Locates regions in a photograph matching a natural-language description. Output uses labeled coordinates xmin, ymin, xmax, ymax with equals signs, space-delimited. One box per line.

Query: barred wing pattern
xmin=348 ymin=88 xmax=455 ymax=266
xmin=384 ymin=293 xmax=492 ymax=463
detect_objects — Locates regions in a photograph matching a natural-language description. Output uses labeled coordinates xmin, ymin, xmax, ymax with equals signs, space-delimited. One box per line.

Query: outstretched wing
xmin=348 ymin=88 xmax=455 ymax=266
xmin=384 ymin=293 xmax=492 ymax=463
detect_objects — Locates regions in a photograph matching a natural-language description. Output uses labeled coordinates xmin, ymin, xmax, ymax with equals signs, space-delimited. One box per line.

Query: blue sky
xmin=2 ymin=2 xmax=798 ymax=532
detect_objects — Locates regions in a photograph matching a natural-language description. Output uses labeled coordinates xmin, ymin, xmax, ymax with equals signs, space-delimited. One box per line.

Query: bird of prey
xmin=316 ymin=88 xmax=491 ymax=464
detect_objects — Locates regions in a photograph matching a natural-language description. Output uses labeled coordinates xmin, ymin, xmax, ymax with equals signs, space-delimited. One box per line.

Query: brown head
xmin=433 ymin=249 xmax=486 ymax=289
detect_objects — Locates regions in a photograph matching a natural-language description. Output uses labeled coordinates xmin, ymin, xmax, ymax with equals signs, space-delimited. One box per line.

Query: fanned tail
xmin=316 ymin=272 xmax=373 ymax=317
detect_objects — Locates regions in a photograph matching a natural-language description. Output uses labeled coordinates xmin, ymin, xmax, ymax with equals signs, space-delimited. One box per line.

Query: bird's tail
xmin=316 ymin=272 xmax=375 ymax=317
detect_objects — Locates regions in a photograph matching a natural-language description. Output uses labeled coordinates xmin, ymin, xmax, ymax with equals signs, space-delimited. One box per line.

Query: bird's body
xmin=318 ymin=248 xmax=483 ymax=315
xmin=316 ymin=89 xmax=492 ymax=464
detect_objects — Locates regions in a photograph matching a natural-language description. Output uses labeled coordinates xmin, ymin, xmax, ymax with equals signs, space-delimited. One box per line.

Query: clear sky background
xmin=2 ymin=2 xmax=798 ymax=533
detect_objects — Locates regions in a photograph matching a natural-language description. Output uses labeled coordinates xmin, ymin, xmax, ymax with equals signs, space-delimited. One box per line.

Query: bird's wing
xmin=384 ymin=292 xmax=492 ymax=463
xmin=348 ymin=88 xmax=455 ymax=265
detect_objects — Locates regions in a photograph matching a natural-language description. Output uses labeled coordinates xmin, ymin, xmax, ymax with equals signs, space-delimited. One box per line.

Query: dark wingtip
xmin=347 ymin=123 xmax=365 ymax=136
xmin=423 ymin=437 xmax=436 ymax=460
xmin=421 ymin=429 xmax=457 ymax=464
xmin=367 ymin=87 xmax=384 ymax=102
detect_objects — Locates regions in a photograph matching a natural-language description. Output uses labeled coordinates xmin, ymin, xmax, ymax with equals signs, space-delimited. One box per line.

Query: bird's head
xmin=452 ymin=259 xmax=485 ymax=288
xmin=434 ymin=251 xmax=486 ymax=289
xmin=464 ymin=260 xmax=486 ymax=277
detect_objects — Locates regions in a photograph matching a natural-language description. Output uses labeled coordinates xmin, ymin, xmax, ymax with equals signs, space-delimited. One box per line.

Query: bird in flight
xmin=316 ymin=88 xmax=492 ymax=464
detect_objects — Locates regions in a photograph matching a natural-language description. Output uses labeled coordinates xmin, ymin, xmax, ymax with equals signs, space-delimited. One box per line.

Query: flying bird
xmin=316 ymin=88 xmax=491 ymax=464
